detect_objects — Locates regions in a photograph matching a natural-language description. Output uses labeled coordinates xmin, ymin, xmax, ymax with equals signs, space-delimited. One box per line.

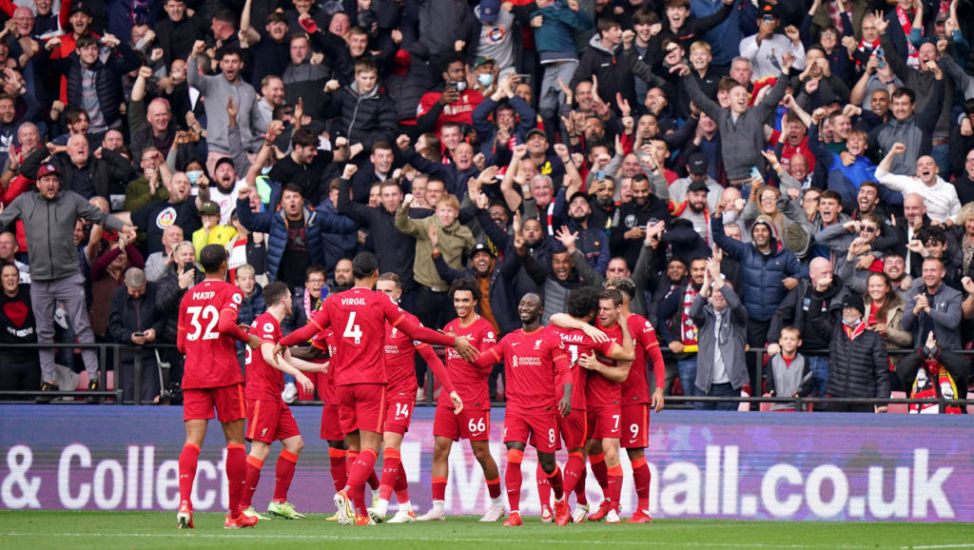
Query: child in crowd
xmin=765 ymin=326 xmax=815 ymax=411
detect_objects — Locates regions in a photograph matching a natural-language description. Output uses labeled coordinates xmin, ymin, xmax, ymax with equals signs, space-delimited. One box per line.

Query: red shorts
xmin=557 ymin=409 xmax=588 ymax=451
xmin=337 ymin=383 xmax=386 ymax=435
xmin=586 ymin=405 xmax=622 ymax=441
xmin=319 ymin=403 xmax=344 ymax=441
xmin=183 ymin=384 xmax=245 ymax=423
xmin=504 ymin=411 xmax=558 ymax=453
xmin=620 ymin=403 xmax=650 ymax=449
xmin=433 ymin=406 xmax=490 ymax=442
xmin=383 ymin=395 xmax=415 ymax=435
xmin=246 ymin=398 xmax=300 ymax=444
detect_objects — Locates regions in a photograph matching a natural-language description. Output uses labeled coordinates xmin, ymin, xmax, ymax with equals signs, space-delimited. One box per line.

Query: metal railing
xmin=1 ymin=343 xmax=971 ymax=410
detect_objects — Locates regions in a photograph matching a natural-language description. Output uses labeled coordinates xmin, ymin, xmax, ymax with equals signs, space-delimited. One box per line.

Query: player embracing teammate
xmin=276 ymin=253 xmax=478 ymax=525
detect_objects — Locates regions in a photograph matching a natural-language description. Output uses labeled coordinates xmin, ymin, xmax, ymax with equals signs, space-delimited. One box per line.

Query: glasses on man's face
xmin=760 ymin=196 xmax=777 ymax=203
xmin=861 ymin=226 xmax=878 ymax=233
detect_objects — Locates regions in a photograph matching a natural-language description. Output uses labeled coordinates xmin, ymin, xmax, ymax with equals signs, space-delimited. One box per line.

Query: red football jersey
xmin=620 ymin=314 xmax=664 ymax=405
xmin=310 ymin=329 xmax=337 ymax=402
xmin=384 ymin=311 xmax=425 ymax=394
xmin=177 ymin=279 xmax=245 ymax=389
xmin=245 ymin=312 xmax=284 ymax=401
xmin=307 ymin=288 xmax=406 ymax=386
xmin=550 ymin=326 xmax=616 ymax=411
xmin=587 ymin=323 xmax=627 ymax=407
xmin=440 ymin=316 xmax=496 ymax=409
xmin=476 ymin=326 xmax=569 ymax=415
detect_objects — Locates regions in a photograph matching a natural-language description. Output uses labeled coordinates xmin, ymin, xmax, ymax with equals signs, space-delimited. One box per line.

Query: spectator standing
xmin=809 ymin=293 xmax=890 ymax=413
xmin=901 ymin=257 xmax=963 ymax=352
xmin=689 ymin=257 xmax=748 ymax=410
xmin=764 ymin=326 xmax=814 ymax=412
xmin=0 ymin=163 xmax=136 ymax=397
xmin=108 ymin=268 xmax=166 ymax=403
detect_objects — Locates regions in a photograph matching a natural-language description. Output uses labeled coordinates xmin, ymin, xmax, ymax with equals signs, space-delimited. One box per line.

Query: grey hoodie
xmin=0 ymin=189 xmax=125 ymax=282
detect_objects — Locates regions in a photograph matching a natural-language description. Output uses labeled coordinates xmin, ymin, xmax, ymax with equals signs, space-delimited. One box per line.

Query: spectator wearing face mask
xmin=808 ymin=292 xmax=890 ymax=413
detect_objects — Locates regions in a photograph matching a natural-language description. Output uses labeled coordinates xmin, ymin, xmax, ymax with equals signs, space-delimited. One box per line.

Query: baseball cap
xmin=37 ymin=164 xmax=60 ymax=179
xmin=688 ymin=153 xmax=708 ymax=175
xmin=214 ymin=157 xmax=235 ymax=172
xmin=688 ymin=181 xmax=710 ymax=193
xmin=568 ymin=191 xmax=589 ymax=205
xmin=479 ymin=0 xmax=501 ymax=25
xmin=70 ymin=3 xmax=93 ymax=16
xmin=471 ymin=242 xmax=495 ymax=258
xmin=759 ymin=2 xmax=779 ymax=20
xmin=199 ymin=201 xmax=220 ymax=216
xmin=474 ymin=56 xmax=496 ymax=69
xmin=525 ymin=128 xmax=546 ymax=141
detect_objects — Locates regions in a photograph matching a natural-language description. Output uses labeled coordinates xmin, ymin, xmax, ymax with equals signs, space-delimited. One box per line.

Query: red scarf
xmin=855 ymin=38 xmax=880 ymax=69
xmin=895 ymin=5 xmax=920 ymax=67
xmin=680 ymin=286 xmax=699 ymax=346
xmin=843 ymin=320 xmax=866 ymax=341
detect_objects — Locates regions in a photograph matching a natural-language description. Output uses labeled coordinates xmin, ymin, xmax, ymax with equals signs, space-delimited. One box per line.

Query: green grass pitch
xmin=1 ymin=511 xmax=972 ymax=549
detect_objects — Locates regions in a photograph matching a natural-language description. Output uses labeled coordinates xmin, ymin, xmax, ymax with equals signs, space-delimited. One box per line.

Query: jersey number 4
xmin=185 ymin=305 xmax=219 ymax=342
xmin=343 ymin=312 xmax=363 ymax=344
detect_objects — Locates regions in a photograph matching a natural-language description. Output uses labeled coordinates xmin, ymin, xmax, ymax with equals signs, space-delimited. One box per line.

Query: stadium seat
xmin=887 ymin=391 xmax=908 ymax=414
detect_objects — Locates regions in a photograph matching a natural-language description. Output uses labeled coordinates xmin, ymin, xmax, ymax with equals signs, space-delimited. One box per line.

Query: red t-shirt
xmin=245 ymin=312 xmax=284 ymax=401
xmin=476 ymin=326 xmax=569 ymax=415
xmin=310 ymin=329 xmax=337 ymax=402
xmin=384 ymin=310 xmax=427 ymax=394
xmin=440 ymin=316 xmax=497 ymax=410
xmin=618 ymin=314 xmax=664 ymax=405
xmin=306 ymin=288 xmax=406 ymax=386
xmin=177 ymin=279 xmax=245 ymax=390
xmin=550 ymin=326 xmax=616 ymax=411
xmin=416 ymin=89 xmax=484 ymax=133
xmin=587 ymin=323 xmax=625 ymax=408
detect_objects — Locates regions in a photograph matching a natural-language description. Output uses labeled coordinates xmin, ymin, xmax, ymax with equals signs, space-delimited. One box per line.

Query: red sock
xmin=607 ymin=464 xmax=623 ymax=506
xmin=631 ymin=456 xmax=650 ymax=512
xmin=562 ymin=452 xmax=585 ymax=499
xmin=432 ymin=476 xmax=447 ymax=501
xmin=394 ymin=465 xmax=410 ymax=504
xmin=241 ymin=455 xmax=263 ymax=509
xmin=576 ymin=464 xmax=588 ymax=505
xmin=505 ymin=448 xmax=523 ymax=512
xmin=486 ymin=476 xmax=501 ymax=499
xmin=536 ymin=463 xmax=551 ymax=509
xmin=226 ymin=444 xmax=247 ymax=518
xmin=328 ymin=447 xmax=347 ymax=493
xmin=273 ymin=450 xmax=298 ymax=502
xmin=547 ymin=466 xmax=565 ymax=500
xmin=345 ymin=448 xmax=378 ymax=514
xmin=178 ymin=443 xmax=200 ymax=506
xmin=379 ymin=448 xmax=402 ymax=501
xmin=590 ymin=452 xmax=608 ymax=492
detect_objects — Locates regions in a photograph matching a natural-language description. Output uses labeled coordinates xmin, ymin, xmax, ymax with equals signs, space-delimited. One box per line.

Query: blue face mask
xmin=478 ymin=73 xmax=494 ymax=87
xmin=261 ymin=166 xmax=272 ymax=175
xmin=186 ymin=170 xmax=203 ymax=184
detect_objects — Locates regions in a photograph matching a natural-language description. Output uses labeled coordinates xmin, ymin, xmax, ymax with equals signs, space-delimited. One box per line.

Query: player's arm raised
xmin=386 ymin=302 xmax=480 ymax=360
xmin=417 ymin=343 xmax=463 ymax=414
xmin=276 ymin=309 xmax=331 ymax=354
xmin=548 ymin=313 xmax=610 ymax=342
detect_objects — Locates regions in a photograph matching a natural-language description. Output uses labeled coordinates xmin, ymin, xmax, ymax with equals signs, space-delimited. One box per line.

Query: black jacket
xmin=108 ymin=283 xmax=167 ymax=358
xmin=321 ymin=83 xmax=398 ymax=150
xmin=610 ymin=197 xmax=670 ymax=270
xmin=337 ymin=177 xmax=417 ymax=291
xmin=810 ymin=305 xmax=890 ymax=399
xmin=20 ymin=148 xmax=134 ymax=199
xmin=767 ymin=278 xmax=847 ymax=351
xmin=47 ymin=44 xmax=141 ymax=129
xmin=155 ymin=264 xmax=202 ymax=343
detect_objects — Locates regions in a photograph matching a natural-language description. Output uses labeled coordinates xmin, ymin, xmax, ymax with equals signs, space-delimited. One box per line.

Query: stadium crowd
xmin=0 ymin=0 xmax=973 ymax=413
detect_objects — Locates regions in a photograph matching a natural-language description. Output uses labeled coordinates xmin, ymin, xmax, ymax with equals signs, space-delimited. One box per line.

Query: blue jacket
xmin=315 ymin=197 xmax=359 ymax=274
xmin=530 ymin=0 xmax=593 ymax=61
xmin=471 ymin=96 xmax=537 ymax=163
xmin=237 ymin=284 xmax=267 ymax=327
xmin=236 ymin=185 xmax=325 ymax=282
xmin=711 ymin=214 xmax=806 ymax=322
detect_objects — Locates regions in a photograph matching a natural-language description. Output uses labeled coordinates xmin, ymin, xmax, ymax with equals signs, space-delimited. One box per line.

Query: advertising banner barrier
xmin=1 ymin=406 xmax=970 ymax=521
